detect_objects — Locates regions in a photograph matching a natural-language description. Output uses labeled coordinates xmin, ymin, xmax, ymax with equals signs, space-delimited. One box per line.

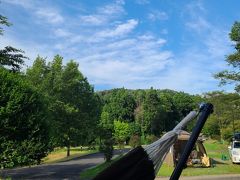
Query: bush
xmin=146 ymin=134 xmax=158 ymax=144
xmin=129 ymin=135 xmax=141 ymax=148
xmin=99 ymin=129 xmax=114 ymax=162
xmin=222 ymin=128 xmax=233 ymax=142
xmin=113 ymin=120 xmax=130 ymax=147
xmin=0 ymin=69 xmax=52 ymax=168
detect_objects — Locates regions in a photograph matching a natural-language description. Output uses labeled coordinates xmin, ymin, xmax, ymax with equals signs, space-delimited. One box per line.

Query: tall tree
xmin=25 ymin=56 xmax=48 ymax=90
xmin=143 ymin=88 xmax=164 ymax=136
xmin=99 ymin=109 xmax=114 ymax=162
xmin=172 ymin=92 xmax=195 ymax=119
xmin=58 ymin=60 xmax=100 ymax=156
xmin=0 ymin=68 xmax=51 ymax=168
xmin=215 ymin=21 xmax=240 ymax=92
xmin=203 ymin=91 xmax=240 ymax=141
xmin=104 ymin=89 xmax=136 ymax=123
xmin=0 ymin=15 xmax=11 ymax=35
xmin=27 ymin=56 xmax=100 ymax=156
xmin=113 ymin=120 xmax=130 ymax=147
xmin=0 ymin=14 xmax=27 ymax=72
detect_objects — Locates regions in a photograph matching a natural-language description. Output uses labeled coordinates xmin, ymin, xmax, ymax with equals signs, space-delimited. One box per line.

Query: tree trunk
xmin=67 ymin=144 xmax=70 ymax=157
xmin=67 ymin=137 xmax=70 ymax=157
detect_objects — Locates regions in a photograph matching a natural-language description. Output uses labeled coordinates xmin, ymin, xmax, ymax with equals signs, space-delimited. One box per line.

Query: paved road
xmin=0 ymin=149 xmax=128 ymax=180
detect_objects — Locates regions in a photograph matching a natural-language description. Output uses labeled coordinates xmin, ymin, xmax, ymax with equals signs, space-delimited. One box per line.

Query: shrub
xmin=99 ymin=129 xmax=114 ymax=162
xmin=0 ymin=69 xmax=52 ymax=168
xmin=146 ymin=134 xmax=158 ymax=144
xmin=129 ymin=135 xmax=141 ymax=148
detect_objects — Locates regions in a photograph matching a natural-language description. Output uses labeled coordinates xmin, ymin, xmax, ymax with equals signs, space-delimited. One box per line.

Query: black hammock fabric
xmin=93 ymin=146 xmax=155 ymax=180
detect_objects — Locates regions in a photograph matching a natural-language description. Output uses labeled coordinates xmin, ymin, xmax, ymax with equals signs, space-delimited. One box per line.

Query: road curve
xmin=0 ymin=149 xmax=128 ymax=180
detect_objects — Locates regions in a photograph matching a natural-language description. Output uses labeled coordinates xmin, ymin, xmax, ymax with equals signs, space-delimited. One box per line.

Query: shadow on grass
xmin=46 ymin=151 xmax=100 ymax=164
xmin=212 ymin=158 xmax=228 ymax=165
xmin=54 ymin=148 xmax=131 ymax=164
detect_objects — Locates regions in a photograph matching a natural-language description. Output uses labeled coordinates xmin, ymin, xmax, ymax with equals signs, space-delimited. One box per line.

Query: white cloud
xmin=181 ymin=1 xmax=231 ymax=60
xmin=205 ymin=29 xmax=232 ymax=60
xmin=185 ymin=16 xmax=210 ymax=33
xmin=0 ymin=35 xmax=54 ymax=67
xmin=162 ymin=1 xmax=233 ymax=93
xmin=186 ymin=1 xmax=206 ymax=17
xmin=54 ymin=28 xmax=72 ymax=37
xmin=1 ymin=0 xmax=173 ymax=90
xmin=146 ymin=48 xmax=227 ymax=93
xmin=148 ymin=11 xmax=168 ymax=21
xmin=73 ymin=33 xmax=172 ymax=88
xmin=97 ymin=2 xmax=125 ymax=16
xmin=77 ymin=1 xmax=125 ymax=27
xmin=1 ymin=0 xmax=33 ymax=9
xmin=182 ymin=1 xmax=232 ymax=61
xmin=35 ymin=8 xmax=64 ymax=24
xmin=135 ymin=0 xmax=150 ymax=5
xmin=79 ymin=15 xmax=106 ymax=25
xmin=2 ymin=0 xmax=233 ymax=94
xmin=184 ymin=1 xmax=210 ymax=33
xmin=96 ymin=19 xmax=138 ymax=38
xmin=2 ymin=0 xmax=64 ymax=25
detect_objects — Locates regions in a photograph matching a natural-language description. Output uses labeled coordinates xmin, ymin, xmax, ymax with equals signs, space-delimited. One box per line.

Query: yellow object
xmin=201 ymin=154 xmax=210 ymax=167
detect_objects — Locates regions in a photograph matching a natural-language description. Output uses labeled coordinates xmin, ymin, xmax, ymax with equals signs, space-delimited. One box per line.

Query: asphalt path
xmin=0 ymin=149 xmax=128 ymax=180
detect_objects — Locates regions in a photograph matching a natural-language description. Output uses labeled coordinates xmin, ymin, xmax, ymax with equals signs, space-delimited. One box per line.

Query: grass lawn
xmin=42 ymin=147 xmax=98 ymax=164
xmin=158 ymin=139 xmax=240 ymax=177
xmin=80 ymin=156 xmax=122 ymax=180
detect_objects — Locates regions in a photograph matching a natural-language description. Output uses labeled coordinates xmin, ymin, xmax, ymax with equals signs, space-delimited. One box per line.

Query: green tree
xmin=0 ymin=68 xmax=51 ymax=168
xmin=99 ymin=110 xmax=114 ymax=162
xmin=27 ymin=56 xmax=101 ymax=156
xmin=143 ymin=88 xmax=164 ymax=136
xmin=113 ymin=120 xmax=130 ymax=147
xmin=26 ymin=55 xmax=63 ymax=147
xmin=25 ymin=56 xmax=48 ymax=91
xmin=102 ymin=88 xmax=136 ymax=123
xmin=99 ymin=128 xmax=114 ymax=162
xmin=203 ymin=91 xmax=240 ymax=141
xmin=58 ymin=60 xmax=100 ymax=156
xmin=0 ymin=15 xmax=11 ymax=35
xmin=0 ymin=14 xmax=27 ymax=72
xmin=98 ymin=88 xmax=201 ymax=142
xmin=215 ymin=21 xmax=240 ymax=92
xmin=158 ymin=90 xmax=180 ymax=131
xmin=172 ymin=92 xmax=195 ymax=119
xmin=133 ymin=90 xmax=146 ymax=138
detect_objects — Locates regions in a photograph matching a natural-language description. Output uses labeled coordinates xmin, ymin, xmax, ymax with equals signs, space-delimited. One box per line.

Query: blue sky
xmin=1 ymin=0 xmax=239 ymax=94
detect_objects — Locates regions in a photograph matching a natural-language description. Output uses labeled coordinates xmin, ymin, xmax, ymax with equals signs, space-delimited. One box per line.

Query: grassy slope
xmin=80 ymin=156 xmax=122 ymax=180
xmin=158 ymin=140 xmax=240 ymax=177
xmin=42 ymin=147 xmax=97 ymax=164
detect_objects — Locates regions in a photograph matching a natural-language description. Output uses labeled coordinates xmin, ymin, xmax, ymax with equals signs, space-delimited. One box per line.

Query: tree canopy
xmin=0 ymin=68 xmax=51 ymax=168
xmin=26 ymin=55 xmax=101 ymax=156
xmin=215 ymin=21 xmax=240 ymax=92
xmin=0 ymin=14 xmax=27 ymax=72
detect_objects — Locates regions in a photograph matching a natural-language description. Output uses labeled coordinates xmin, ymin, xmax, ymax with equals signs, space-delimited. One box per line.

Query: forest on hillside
xmin=1 ymin=14 xmax=240 ymax=168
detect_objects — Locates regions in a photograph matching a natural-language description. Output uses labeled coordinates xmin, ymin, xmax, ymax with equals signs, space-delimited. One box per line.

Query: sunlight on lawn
xmin=42 ymin=147 xmax=97 ymax=164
